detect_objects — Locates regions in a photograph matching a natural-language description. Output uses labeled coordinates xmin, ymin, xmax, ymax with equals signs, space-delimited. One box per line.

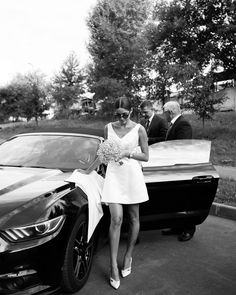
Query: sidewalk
xmin=210 ymin=165 xmax=236 ymax=221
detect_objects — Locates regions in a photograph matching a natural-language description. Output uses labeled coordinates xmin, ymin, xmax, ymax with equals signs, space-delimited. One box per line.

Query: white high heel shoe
xmin=121 ymin=257 xmax=132 ymax=278
xmin=110 ymin=277 xmax=120 ymax=289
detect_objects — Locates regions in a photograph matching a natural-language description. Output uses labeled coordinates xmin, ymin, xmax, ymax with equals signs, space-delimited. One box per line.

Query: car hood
xmin=0 ymin=167 xmax=72 ymax=229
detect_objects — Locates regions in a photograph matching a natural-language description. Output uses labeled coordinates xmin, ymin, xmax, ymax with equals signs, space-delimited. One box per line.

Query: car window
xmin=0 ymin=134 xmax=100 ymax=171
xmin=142 ymin=139 xmax=211 ymax=168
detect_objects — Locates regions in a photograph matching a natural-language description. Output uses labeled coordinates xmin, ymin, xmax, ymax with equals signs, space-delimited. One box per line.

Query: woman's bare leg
xmin=123 ymin=204 xmax=140 ymax=269
xmin=109 ymin=203 xmax=123 ymax=280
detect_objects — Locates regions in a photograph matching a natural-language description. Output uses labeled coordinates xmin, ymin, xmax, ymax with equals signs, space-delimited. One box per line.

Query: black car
xmin=0 ymin=128 xmax=219 ymax=293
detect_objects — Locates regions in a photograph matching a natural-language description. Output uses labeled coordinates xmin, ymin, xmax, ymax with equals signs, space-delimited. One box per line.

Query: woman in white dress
xmin=101 ymin=96 xmax=149 ymax=289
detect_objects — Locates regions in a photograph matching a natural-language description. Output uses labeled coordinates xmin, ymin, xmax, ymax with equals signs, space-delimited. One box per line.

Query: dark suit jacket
xmin=166 ymin=115 xmax=192 ymax=140
xmin=141 ymin=114 xmax=167 ymax=145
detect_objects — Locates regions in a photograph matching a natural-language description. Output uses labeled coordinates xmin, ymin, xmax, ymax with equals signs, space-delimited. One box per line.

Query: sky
xmin=0 ymin=0 xmax=98 ymax=86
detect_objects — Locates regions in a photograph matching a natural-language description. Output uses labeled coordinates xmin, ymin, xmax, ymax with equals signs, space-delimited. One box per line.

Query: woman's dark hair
xmin=114 ymin=96 xmax=132 ymax=111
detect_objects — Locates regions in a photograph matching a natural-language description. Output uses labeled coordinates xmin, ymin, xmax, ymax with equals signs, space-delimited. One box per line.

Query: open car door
xmin=140 ymin=140 xmax=219 ymax=230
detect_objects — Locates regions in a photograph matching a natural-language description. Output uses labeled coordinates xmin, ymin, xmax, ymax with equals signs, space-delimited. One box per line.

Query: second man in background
xmin=140 ymin=100 xmax=167 ymax=145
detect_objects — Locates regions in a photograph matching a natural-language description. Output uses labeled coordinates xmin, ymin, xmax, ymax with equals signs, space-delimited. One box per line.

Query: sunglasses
xmin=115 ymin=112 xmax=130 ymax=119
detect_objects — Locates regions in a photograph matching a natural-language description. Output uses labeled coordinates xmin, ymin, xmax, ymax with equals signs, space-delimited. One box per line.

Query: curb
xmin=210 ymin=202 xmax=236 ymax=221
xmin=210 ymin=165 xmax=236 ymax=221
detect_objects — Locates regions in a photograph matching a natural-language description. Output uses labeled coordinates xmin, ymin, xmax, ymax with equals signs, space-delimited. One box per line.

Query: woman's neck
xmin=115 ymin=119 xmax=131 ymax=128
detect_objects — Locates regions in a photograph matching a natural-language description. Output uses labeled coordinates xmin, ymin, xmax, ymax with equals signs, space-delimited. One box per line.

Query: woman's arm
xmin=121 ymin=125 xmax=149 ymax=162
xmin=104 ymin=124 xmax=108 ymax=140
xmin=135 ymin=125 xmax=149 ymax=161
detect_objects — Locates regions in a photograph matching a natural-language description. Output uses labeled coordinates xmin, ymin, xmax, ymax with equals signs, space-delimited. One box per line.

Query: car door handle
xmin=192 ymin=175 xmax=214 ymax=183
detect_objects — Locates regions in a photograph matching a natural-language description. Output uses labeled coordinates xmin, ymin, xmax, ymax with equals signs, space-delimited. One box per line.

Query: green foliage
xmin=186 ymin=111 xmax=236 ymax=166
xmin=19 ymin=73 xmax=49 ymax=123
xmin=87 ymin=0 xmax=151 ymax=103
xmin=51 ymin=52 xmax=85 ymax=115
xmin=136 ymin=51 xmax=174 ymax=105
xmin=0 ymin=72 xmax=49 ymax=123
xmin=0 ymin=86 xmax=21 ymax=121
xmin=131 ymin=0 xmax=236 ymax=113
xmin=173 ymin=63 xmax=226 ymax=127
xmin=92 ymin=77 xmax=128 ymax=102
xmin=150 ymin=0 xmax=236 ymax=71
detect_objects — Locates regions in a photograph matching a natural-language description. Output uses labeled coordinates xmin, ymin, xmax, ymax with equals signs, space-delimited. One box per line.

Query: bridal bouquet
xmin=97 ymin=139 xmax=123 ymax=165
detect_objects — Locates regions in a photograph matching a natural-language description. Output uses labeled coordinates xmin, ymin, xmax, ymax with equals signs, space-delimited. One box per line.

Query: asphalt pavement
xmin=56 ymin=215 xmax=236 ymax=295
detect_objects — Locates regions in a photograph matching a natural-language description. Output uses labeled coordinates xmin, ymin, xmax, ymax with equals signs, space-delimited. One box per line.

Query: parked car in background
xmin=0 ymin=128 xmax=219 ymax=294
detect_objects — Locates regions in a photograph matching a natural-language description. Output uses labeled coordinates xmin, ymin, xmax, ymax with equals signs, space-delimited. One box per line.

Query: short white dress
xmin=101 ymin=123 xmax=149 ymax=204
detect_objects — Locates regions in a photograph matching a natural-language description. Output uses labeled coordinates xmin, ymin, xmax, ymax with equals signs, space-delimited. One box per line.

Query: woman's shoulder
xmin=111 ymin=121 xmax=119 ymax=127
xmin=129 ymin=120 xmax=139 ymax=128
xmin=104 ymin=121 xmax=119 ymax=132
xmin=104 ymin=123 xmax=109 ymax=130
xmin=104 ymin=122 xmax=115 ymax=128
xmin=132 ymin=121 xmax=142 ymax=128
xmin=137 ymin=123 xmax=146 ymax=133
xmin=127 ymin=121 xmax=142 ymax=132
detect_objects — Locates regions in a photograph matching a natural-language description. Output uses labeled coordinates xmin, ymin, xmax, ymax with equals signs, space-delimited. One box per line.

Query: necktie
xmin=145 ymin=120 xmax=150 ymax=132
xmin=165 ymin=122 xmax=173 ymax=140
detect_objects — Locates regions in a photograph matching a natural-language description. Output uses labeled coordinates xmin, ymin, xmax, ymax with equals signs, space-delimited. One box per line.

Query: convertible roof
xmin=18 ymin=127 xmax=104 ymax=138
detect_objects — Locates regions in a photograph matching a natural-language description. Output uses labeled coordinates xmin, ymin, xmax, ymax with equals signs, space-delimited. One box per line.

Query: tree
xmin=51 ymin=52 xmax=85 ymax=117
xmin=0 ymin=86 xmax=22 ymax=121
xmin=133 ymin=50 xmax=175 ymax=106
xmin=87 ymin=0 xmax=151 ymax=106
xmin=0 ymin=72 xmax=49 ymax=124
xmin=14 ymin=72 xmax=49 ymax=124
xmin=173 ymin=63 xmax=226 ymax=128
xmin=149 ymin=0 xmax=236 ymax=72
xmin=142 ymin=0 xmax=232 ymax=121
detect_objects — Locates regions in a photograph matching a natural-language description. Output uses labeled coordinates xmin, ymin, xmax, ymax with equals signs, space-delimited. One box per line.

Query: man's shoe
xmin=161 ymin=228 xmax=182 ymax=236
xmin=178 ymin=232 xmax=193 ymax=242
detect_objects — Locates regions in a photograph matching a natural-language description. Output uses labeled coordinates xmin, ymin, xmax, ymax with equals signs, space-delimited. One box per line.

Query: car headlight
xmin=1 ymin=215 xmax=65 ymax=243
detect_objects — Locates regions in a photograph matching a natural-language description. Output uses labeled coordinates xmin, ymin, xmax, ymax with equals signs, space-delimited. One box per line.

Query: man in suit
xmin=162 ymin=100 xmax=195 ymax=242
xmin=164 ymin=100 xmax=192 ymax=140
xmin=140 ymin=100 xmax=167 ymax=145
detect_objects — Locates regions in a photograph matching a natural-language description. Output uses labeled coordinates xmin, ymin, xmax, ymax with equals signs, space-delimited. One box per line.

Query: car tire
xmin=61 ymin=212 xmax=95 ymax=293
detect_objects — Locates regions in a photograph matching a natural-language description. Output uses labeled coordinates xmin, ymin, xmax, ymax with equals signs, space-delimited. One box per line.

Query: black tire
xmin=61 ymin=212 xmax=95 ymax=293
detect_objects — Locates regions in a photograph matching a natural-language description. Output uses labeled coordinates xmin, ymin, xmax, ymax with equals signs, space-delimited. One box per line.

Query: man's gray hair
xmin=163 ymin=101 xmax=181 ymax=115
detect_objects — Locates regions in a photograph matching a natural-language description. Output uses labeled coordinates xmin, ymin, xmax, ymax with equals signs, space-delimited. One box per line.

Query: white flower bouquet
xmin=97 ymin=139 xmax=123 ymax=165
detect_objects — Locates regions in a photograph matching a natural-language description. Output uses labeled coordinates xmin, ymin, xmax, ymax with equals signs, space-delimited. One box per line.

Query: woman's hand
xmin=114 ymin=151 xmax=130 ymax=165
xmin=119 ymin=151 xmax=130 ymax=159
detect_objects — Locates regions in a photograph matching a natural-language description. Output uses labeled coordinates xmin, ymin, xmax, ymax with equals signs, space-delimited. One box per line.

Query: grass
xmin=0 ymin=117 xmax=108 ymax=143
xmin=215 ymin=178 xmax=236 ymax=207
xmin=0 ymin=111 xmax=236 ymax=207
xmin=187 ymin=111 xmax=236 ymax=167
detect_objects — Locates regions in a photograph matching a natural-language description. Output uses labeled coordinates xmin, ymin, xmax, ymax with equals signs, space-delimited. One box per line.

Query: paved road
xmin=54 ymin=215 xmax=236 ymax=295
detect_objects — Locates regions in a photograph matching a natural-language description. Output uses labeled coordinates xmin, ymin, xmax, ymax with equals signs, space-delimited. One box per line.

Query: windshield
xmin=0 ymin=134 xmax=100 ymax=171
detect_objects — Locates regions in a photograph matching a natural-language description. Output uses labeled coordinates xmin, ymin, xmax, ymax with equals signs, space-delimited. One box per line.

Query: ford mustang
xmin=0 ymin=128 xmax=219 ymax=294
